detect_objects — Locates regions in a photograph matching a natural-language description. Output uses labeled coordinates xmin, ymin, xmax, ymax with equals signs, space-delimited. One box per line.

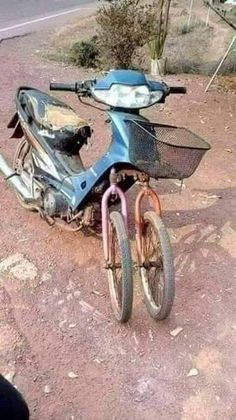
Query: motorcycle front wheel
xmin=107 ymin=211 xmax=133 ymax=323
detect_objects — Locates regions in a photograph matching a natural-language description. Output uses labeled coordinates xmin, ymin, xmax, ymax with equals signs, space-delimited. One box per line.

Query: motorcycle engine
xmin=43 ymin=188 xmax=68 ymax=217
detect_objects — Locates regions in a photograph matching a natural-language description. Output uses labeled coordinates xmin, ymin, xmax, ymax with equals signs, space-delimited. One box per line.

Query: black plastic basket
xmin=126 ymin=120 xmax=211 ymax=180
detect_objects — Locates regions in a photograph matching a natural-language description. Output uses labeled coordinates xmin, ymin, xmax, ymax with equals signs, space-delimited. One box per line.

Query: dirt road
xmin=0 ymin=0 xmax=95 ymax=40
xmin=0 ymin=31 xmax=235 ymax=420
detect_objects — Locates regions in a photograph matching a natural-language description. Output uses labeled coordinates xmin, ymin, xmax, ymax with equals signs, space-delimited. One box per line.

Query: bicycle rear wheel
xmin=139 ymin=211 xmax=175 ymax=320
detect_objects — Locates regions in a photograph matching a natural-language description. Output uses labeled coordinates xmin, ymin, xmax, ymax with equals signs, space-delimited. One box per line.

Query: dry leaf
xmin=187 ymin=368 xmax=199 ymax=377
xmin=68 ymin=371 xmax=78 ymax=379
xmin=44 ymin=385 xmax=51 ymax=394
xmin=170 ymin=327 xmax=183 ymax=337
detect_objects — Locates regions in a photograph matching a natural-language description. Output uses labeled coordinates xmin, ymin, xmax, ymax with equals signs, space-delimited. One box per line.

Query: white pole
xmin=206 ymin=0 xmax=212 ymax=27
xmin=187 ymin=0 xmax=194 ymax=29
xmin=205 ymin=36 xmax=236 ymax=92
xmin=206 ymin=7 xmax=210 ymax=26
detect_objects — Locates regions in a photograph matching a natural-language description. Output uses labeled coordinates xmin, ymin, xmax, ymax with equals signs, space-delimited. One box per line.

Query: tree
xmin=96 ymin=0 xmax=157 ymax=69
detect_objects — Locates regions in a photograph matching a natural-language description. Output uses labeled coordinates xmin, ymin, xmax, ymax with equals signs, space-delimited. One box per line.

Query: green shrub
xmin=70 ymin=37 xmax=99 ymax=67
xmin=177 ymin=20 xmax=205 ymax=35
xmin=179 ymin=22 xmax=193 ymax=34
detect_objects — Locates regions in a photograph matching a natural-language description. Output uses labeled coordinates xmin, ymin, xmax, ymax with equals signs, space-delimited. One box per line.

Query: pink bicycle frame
xmin=102 ymin=184 xmax=128 ymax=263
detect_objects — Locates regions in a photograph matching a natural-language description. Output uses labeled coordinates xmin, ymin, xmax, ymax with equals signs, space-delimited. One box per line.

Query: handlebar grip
xmin=169 ymin=86 xmax=187 ymax=94
xmin=49 ymin=82 xmax=77 ymax=92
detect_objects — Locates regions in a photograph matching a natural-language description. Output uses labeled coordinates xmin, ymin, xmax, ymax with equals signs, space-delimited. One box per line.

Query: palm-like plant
xmin=149 ymin=0 xmax=172 ymax=76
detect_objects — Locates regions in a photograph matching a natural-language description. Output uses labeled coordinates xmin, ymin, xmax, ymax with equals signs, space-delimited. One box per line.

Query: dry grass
xmin=44 ymin=1 xmax=236 ymax=77
xmin=216 ymin=75 xmax=236 ymax=94
xmin=44 ymin=14 xmax=97 ymax=63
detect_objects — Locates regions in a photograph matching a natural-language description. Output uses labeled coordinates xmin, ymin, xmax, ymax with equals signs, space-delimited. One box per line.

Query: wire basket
xmin=126 ymin=120 xmax=211 ymax=180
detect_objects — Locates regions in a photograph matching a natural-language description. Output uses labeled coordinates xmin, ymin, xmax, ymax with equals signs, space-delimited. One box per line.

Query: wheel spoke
xmin=142 ymin=219 xmax=164 ymax=308
xmin=139 ymin=212 xmax=174 ymax=321
xmin=157 ymin=282 xmax=164 ymax=307
xmin=110 ymin=223 xmax=122 ymax=310
xmin=106 ymin=211 xmax=133 ymax=323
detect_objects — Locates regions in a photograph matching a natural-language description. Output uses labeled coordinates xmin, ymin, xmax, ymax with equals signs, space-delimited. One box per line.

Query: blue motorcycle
xmin=0 ymin=70 xmax=210 ymax=323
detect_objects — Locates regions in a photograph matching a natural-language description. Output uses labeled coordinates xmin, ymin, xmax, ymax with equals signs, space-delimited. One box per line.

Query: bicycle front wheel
xmin=107 ymin=211 xmax=133 ymax=323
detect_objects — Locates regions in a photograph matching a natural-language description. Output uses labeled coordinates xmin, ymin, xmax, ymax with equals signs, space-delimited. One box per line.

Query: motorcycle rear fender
xmin=7 ymin=113 xmax=24 ymax=138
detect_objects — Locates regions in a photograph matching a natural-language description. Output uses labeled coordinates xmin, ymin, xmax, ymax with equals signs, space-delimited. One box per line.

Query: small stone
xmin=66 ymin=294 xmax=73 ymax=301
xmin=132 ymin=332 xmax=139 ymax=346
xmin=68 ymin=323 xmax=76 ymax=329
xmin=53 ymin=288 xmax=60 ymax=296
xmin=92 ymin=290 xmax=102 ymax=296
xmin=68 ymin=371 xmax=78 ymax=379
xmin=18 ymin=238 xmax=28 ymax=243
xmin=44 ymin=385 xmax=51 ymax=394
xmin=66 ymin=280 xmax=75 ymax=291
xmin=41 ymin=273 xmax=52 ymax=283
xmin=79 ymin=300 xmax=94 ymax=313
xmin=206 ymin=194 xmax=222 ymax=200
xmin=231 ymin=325 xmax=236 ymax=331
xmin=148 ymin=329 xmax=154 ymax=342
xmin=170 ymin=327 xmax=183 ymax=337
xmin=74 ymin=291 xmax=81 ymax=298
xmin=187 ymin=368 xmax=199 ymax=377
xmin=57 ymin=300 xmax=64 ymax=306
xmin=94 ymin=358 xmax=103 ymax=364
xmin=225 ymin=148 xmax=232 ymax=153
xmin=93 ymin=310 xmax=106 ymax=322
xmin=10 ymin=260 xmax=38 ymax=283
xmin=59 ymin=320 xmax=67 ymax=329
xmin=0 ymin=254 xmax=24 ymax=272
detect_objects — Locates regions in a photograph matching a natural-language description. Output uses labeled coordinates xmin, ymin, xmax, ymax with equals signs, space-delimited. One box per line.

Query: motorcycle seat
xmin=17 ymin=88 xmax=90 ymax=135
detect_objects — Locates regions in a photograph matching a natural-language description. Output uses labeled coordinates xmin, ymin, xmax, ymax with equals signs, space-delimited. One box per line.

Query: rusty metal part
xmin=41 ymin=210 xmax=83 ymax=231
xmin=119 ymin=170 xmax=149 ymax=183
xmin=83 ymin=205 xmax=95 ymax=226
xmin=67 ymin=210 xmax=83 ymax=224
xmin=54 ymin=219 xmax=83 ymax=232
xmin=110 ymin=169 xmax=150 ymax=184
xmin=135 ymin=184 xmax=161 ymax=265
xmin=109 ymin=167 xmax=119 ymax=184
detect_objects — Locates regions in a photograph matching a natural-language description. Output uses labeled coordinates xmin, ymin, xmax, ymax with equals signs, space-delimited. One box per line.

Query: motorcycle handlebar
xmin=49 ymin=82 xmax=77 ymax=92
xmin=168 ymin=86 xmax=187 ymax=94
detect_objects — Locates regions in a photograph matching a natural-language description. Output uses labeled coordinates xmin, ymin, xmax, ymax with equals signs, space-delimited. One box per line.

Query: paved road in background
xmin=0 ymin=0 xmax=95 ymax=37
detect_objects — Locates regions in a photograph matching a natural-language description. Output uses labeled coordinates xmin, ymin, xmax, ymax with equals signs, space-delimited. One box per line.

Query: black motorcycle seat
xmin=17 ymin=88 xmax=90 ymax=134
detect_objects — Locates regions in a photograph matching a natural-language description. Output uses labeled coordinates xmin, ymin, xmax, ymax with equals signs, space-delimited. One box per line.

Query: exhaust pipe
xmin=0 ymin=154 xmax=34 ymax=202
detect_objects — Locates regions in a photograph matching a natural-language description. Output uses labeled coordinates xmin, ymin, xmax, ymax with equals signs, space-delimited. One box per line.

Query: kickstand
xmin=39 ymin=209 xmax=55 ymax=227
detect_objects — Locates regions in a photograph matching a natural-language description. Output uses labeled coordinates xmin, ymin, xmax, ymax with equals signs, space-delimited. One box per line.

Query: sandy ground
xmin=0 ymin=30 xmax=235 ymax=420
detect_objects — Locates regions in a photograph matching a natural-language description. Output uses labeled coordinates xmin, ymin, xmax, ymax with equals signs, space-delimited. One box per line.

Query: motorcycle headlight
xmin=92 ymin=84 xmax=163 ymax=109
